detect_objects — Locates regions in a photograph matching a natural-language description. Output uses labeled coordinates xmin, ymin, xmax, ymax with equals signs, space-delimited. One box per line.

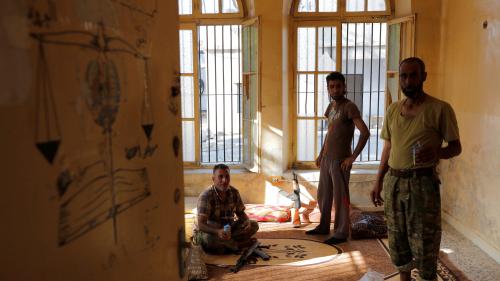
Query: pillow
xmin=350 ymin=211 xmax=387 ymax=240
xmin=244 ymin=204 xmax=291 ymax=222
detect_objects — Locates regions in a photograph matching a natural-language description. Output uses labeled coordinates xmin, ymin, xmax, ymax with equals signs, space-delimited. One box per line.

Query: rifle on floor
xmin=229 ymin=241 xmax=271 ymax=273
xmin=292 ymin=171 xmax=301 ymax=210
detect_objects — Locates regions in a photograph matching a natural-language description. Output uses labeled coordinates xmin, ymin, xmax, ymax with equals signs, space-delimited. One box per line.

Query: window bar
xmin=368 ymin=23 xmax=374 ymax=160
xmin=230 ymin=25 xmax=234 ymax=162
xmin=376 ymin=23 xmax=382 ymax=160
xmin=361 ymin=23 xmax=366 ymax=161
xmin=222 ymin=25 xmax=226 ymax=162
xmin=330 ymin=26 xmax=333 ymax=71
xmin=345 ymin=23 xmax=349 ymax=86
xmin=322 ymin=27 xmax=325 ymax=57
xmin=238 ymin=25 xmax=242 ymax=163
xmin=199 ymin=27 xmax=204 ymax=163
xmin=206 ymin=26 xmax=211 ymax=162
xmin=214 ymin=25 xmax=218 ymax=162
xmin=353 ymin=23 xmax=357 ymax=103
xmin=305 ymin=73 xmax=309 ymax=116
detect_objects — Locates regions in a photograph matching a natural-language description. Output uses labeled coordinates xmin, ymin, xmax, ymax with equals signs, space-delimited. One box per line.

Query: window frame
xmin=179 ymin=0 xmax=245 ymax=21
xmin=179 ymin=23 xmax=201 ymax=166
xmin=179 ymin=1 xmax=249 ymax=168
xmin=292 ymin=21 xmax=342 ymax=167
xmin=292 ymin=0 xmax=391 ymax=19
xmin=291 ymin=0 xmax=390 ymax=168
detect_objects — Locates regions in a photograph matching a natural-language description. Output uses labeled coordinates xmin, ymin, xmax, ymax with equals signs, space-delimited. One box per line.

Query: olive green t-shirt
xmin=380 ymin=95 xmax=460 ymax=169
xmin=324 ymin=98 xmax=361 ymax=161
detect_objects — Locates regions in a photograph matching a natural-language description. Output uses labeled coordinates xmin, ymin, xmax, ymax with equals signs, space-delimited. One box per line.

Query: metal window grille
xmin=342 ymin=22 xmax=387 ymax=162
xmin=198 ymin=25 xmax=242 ymax=164
xmin=295 ymin=22 xmax=387 ymax=163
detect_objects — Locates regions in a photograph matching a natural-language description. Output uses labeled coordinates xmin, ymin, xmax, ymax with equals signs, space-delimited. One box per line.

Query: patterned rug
xmin=378 ymin=239 xmax=460 ymax=281
xmin=203 ymin=238 xmax=342 ymax=266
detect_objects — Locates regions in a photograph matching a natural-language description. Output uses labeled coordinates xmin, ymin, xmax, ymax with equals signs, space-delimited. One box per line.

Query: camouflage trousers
xmin=193 ymin=220 xmax=259 ymax=254
xmin=384 ymin=173 xmax=442 ymax=281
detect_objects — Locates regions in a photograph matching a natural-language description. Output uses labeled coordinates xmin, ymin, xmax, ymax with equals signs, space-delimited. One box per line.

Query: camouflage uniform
xmin=380 ymin=96 xmax=460 ymax=281
xmin=384 ymin=173 xmax=442 ymax=281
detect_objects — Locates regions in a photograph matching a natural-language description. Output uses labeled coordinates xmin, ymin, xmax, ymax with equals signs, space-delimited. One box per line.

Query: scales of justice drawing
xmin=32 ymin=22 xmax=156 ymax=246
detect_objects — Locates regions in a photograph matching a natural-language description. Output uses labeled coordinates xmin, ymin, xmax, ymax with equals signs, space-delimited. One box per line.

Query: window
xmin=342 ymin=22 xmax=387 ymax=161
xmin=198 ymin=25 xmax=242 ymax=164
xmin=293 ymin=1 xmax=390 ymax=164
xmin=386 ymin=15 xmax=415 ymax=107
xmin=298 ymin=0 xmax=338 ymax=13
xmin=346 ymin=0 xmax=387 ymax=12
xmin=294 ymin=0 xmax=389 ymax=16
xmin=179 ymin=1 xmax=249 ymax=166
xmin=178 ymin=0 xmax=193 ymax=15
xmin=295 ymin=24 xmax=339 ymax=161
xmin=179 ymin=28 xmax=197 ymax=162
xmin=179 ymin=0 xmax=243 ymax=19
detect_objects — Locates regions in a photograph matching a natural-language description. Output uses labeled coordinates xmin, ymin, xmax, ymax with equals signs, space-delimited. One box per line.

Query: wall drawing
xmin=57 ymin=161 xmax=150 ymax=246
xmin=29 ymin=1 xmax=158 ymax=245
xmin=111 ymin=0 xmax=158 ymax=19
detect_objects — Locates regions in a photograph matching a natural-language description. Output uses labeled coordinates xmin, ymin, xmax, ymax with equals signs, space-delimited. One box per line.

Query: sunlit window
xmin=367 ymin=0 xmax=386 ymax=11
xmin=319 ymin=0 xmax=337 ymax=12
xmin=346 ymin=0 xmax=364 ymax=12
xmin=298 ymin=0 xmax=316 ymax=12
xmin=346 ymin=0 xmax=387 ymax=12
xmin=298 ymin=0 xmax=338 ymax=13
xmin=222 ymin=0 xmax=239 ymax=13
xmin=198 ymin=0 xmax=240 ymax=14
xmin=178 ymin=0 xmax=193 ymax=15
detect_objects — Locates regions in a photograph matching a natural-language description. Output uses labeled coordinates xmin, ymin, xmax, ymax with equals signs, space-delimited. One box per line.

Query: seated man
xmin=194 ymin=164 xmax=259 ymax=254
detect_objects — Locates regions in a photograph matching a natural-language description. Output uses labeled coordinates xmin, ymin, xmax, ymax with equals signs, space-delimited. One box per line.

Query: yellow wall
xmin=255 ymin=0 xmax=287 ymax=176
xmin=412 ymin=0 xmax=443 ymax=96
xmin=437 ymin=0 xmax=500 ymax=261
xmin=0 ymin=1 xmax=185 ymax=280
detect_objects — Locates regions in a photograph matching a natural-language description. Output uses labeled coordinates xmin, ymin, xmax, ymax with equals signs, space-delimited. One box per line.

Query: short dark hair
xmin=213 ymin=164 xmax=230 ymax=174
xmin=326 ymin=72 xmax=346 ymax=85
xmin=399 ymin=57 xmax=426 ymax=74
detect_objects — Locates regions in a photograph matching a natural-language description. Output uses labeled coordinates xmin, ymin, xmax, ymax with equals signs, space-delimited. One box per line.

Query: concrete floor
xmin=439 ymin=221 xmax=500 ymax=281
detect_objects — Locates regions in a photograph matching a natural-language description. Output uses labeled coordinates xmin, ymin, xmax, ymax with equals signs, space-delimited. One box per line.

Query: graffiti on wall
xmin=29 ymin=0 xmax=160 ymax=245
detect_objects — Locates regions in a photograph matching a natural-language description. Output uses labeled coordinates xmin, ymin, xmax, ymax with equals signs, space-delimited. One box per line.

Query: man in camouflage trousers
xmin=370 ymin=57 xmax=462 ymax=281
xmin=194 ymin=164 xmax=259 ymax=254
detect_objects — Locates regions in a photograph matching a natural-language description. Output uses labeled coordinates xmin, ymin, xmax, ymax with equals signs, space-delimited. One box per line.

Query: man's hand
xmin=315 ymin=155 xmax=322 ymax=168
xmin=341 ymin=155 xmax=356 ymax=171
xmin=217 ymin=228 xmax=231 ymax=240
xmin=241 ymin=220 xmax=251 ymax=232
xmin=370 ymin=181 xmax=384 ymax=207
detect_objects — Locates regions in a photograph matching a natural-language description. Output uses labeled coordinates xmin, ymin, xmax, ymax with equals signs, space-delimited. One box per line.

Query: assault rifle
xmin=229 ymin=241 xmax=271 ymax=273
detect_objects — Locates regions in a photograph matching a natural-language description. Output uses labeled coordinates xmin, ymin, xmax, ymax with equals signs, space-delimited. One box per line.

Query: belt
xmin=389 ymin=167 xmax=435 ymax=178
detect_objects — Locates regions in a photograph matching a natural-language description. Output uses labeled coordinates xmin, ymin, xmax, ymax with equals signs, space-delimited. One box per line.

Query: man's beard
xmin=402 ymin=85 xmax=422 ymax=99
xmin=331 ymin=92 xmax=346 ymax=101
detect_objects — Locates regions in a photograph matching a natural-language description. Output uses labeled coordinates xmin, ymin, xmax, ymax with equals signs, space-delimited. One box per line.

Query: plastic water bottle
xmin=412 ymin=141 xmax=422 ymax=167
xmin=223 ymin=224 xmax=231 ymax=234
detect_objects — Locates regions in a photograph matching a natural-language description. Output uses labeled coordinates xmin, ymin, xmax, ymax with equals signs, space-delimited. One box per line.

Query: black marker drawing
xmin=34 ymin=41 xmax=61 ymax=164
xmin=28 ymin=0 xmax=57 ymax=28
xmin=58 ymin=160 xmax=151 ymax=246
xmin=111 ymin=0 xmax=158 ymax=19
xmin=30 ymin=21 xmax=158 ymax=245
xmin=125 ymin=145 xmax=141 ymax=160
xmin=124 ymin=143 xmax=158 ymax=160
xmin=173 ymin=136 xmax=180 ymax=157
